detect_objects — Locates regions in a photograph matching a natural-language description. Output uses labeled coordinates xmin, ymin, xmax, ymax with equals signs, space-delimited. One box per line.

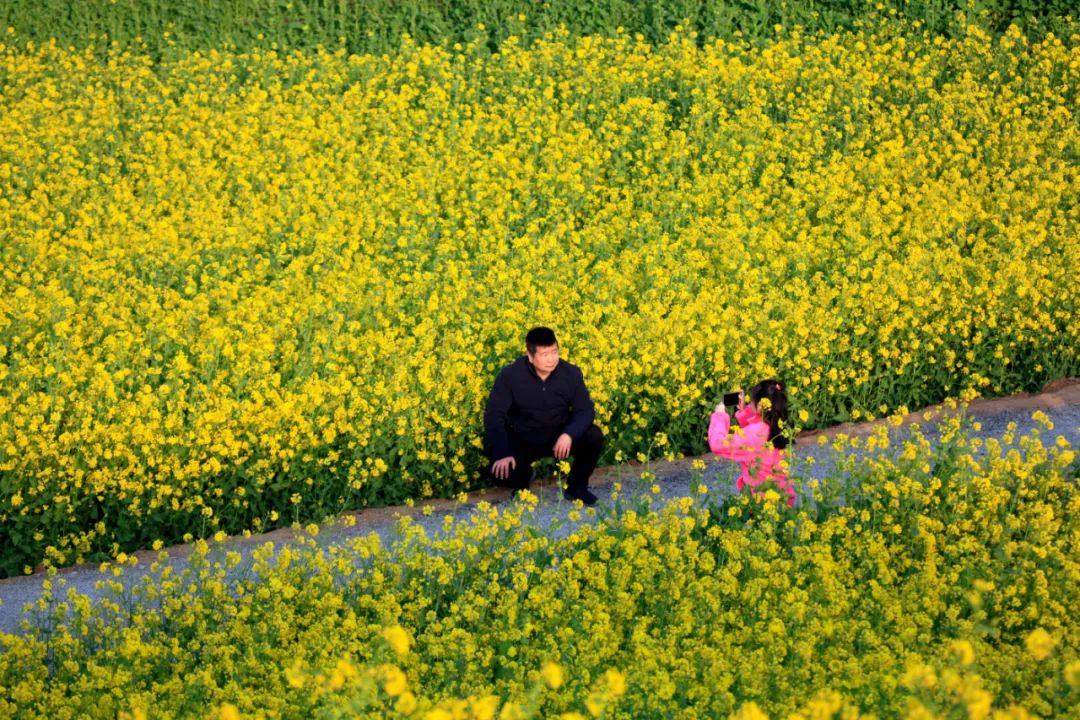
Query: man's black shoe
xmin=563 ymin=487 xmax=598 ymax=506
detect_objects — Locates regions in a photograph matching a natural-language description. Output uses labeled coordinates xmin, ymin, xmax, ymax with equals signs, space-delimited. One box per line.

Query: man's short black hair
xmin=525 ymin=327 xmax=558 ymax=354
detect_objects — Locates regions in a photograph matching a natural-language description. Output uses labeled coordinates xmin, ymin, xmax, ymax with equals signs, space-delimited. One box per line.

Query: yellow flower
xmin=951 ymin=639 xmax=975 ymax=666
xmin=731 ymin=701 xmax=769 ymax=720
xmin=382 ymin=625 xmax=411 ymax=656
xmin=1025 ymin=628 xmax=1056 ymax=660
xmin=384 ymin=666 xmax=407 ymax=696
xmin=472 ymin=696 xmax=500 ymax=720
xmin=284 ymin=659 xmax=306 ymax=689
xmin=604 ymin=668 xmax=626 ymax=696
xmin=541 ymin=661 xmax=564 ymax=689
xmin=395 ymin=692 xmax=418 ymax=715
xmin=499 ymin=704 xmax=526 ymax=720
xmin=1064 ymin=660 xmax=1080 ymax=689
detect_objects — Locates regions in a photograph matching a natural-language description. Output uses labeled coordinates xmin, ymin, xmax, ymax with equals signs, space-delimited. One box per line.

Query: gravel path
xmin=2 ymin=382 xmax=1077 ymax=636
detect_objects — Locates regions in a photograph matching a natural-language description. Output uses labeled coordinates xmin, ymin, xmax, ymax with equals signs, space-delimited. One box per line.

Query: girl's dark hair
xmin=750 ymin=378 xmax=790 ymax=450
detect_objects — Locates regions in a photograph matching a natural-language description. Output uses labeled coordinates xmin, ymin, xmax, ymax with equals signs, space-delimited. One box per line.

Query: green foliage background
xmin=1 ymin=0 xmax=1075 ymax=58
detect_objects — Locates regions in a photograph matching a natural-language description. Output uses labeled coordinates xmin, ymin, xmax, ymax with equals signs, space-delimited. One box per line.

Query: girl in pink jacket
xmin=707 ymin=379 xmax=795 ymax=506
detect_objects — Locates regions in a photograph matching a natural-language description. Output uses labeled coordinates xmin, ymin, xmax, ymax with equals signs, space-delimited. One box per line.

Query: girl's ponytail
xmin=751 ymin=379 xmax=790 ymax=450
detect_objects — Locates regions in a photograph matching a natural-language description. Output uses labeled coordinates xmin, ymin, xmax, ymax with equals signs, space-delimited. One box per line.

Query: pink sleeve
xmin=709 ymin=410 xmax=769 ymax=460
xmin=735 ymin=405 xmax=760 ymax=428
xmin=707 ymin=410 xmax=731 ymax=453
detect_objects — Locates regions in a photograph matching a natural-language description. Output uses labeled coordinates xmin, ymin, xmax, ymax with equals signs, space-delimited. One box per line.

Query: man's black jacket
xmin=484 ymin=356 xmax=596 ymax=460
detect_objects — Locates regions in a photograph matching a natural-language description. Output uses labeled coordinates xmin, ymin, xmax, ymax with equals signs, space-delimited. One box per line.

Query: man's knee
xmin=486 ymin=459 xmax=532 ymax=488
xmin=581 ymin=425 xmax=604 ymax=452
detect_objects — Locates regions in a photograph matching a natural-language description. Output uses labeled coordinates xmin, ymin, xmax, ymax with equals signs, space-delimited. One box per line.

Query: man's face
xmin=528 ymin=344 xmax=560 ymax=375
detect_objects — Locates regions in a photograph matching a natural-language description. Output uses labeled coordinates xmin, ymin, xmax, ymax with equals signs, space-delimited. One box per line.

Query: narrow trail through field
xmin=2 ymin=381 xmax=1078 ymax=636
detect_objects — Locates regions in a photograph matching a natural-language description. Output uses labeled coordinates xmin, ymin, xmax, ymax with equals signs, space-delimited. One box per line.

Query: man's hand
xmin=553 ymin=433 xmax=573 ymax=460
xmin=492 ymin=456 xmax=516 ymax=480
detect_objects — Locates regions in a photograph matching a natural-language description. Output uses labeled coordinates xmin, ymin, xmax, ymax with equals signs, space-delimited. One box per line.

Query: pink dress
xmin=708 ymin=405 xmax=795 ymax=506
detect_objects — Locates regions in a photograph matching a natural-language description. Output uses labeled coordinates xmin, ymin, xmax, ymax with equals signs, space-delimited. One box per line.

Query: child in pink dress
xmin=707 ymin=379 xmax=795 ymax=506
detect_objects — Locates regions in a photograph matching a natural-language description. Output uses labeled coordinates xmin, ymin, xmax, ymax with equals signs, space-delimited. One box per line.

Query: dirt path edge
xmin=4 ymin=378 xmax=1077 ymax=584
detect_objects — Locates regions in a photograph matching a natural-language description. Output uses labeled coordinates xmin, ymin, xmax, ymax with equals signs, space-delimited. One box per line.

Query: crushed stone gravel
xmin=2 ymin=383 xmax=1077 ymax=636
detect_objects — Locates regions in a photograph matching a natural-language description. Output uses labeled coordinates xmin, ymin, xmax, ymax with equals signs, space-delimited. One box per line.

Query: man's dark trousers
xmin=495 ymin=425 xmax=604 ymax=491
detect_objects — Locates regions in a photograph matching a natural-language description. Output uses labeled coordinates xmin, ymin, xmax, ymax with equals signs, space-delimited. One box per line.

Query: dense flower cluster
xmin=1 ymin=20 xmax=1078 ymax=572
xmin=0 ymin=416 xmax=1077 ymax=717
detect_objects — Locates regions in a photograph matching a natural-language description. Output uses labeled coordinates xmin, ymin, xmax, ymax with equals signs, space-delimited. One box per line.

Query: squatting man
xmin=483 ymin=327 xmax=604 ymax=505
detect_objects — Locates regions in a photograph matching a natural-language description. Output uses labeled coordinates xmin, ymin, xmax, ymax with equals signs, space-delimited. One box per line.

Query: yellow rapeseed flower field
xmin=0 ymin=418 xmax=1077 ymax=717
xmin=0 ymin=19 xmax=1077 ymax=573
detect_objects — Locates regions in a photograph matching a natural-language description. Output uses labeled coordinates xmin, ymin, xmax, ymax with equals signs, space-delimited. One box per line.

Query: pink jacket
xmin=708 ymin=405 xmax=794 ymax=506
